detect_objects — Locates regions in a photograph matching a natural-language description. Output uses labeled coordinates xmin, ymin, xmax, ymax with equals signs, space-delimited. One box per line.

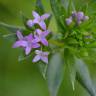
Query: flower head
xmin=13 ymin=31 xmax=40 ymax=55
xmin=34 ymin=29 xmax=50 ymax=46
xmin=66 ymin=11 xmax=89 ymax=26
xmin=33 ymin=50 xmax=49 ymax=64
xmin=77 ymin=11 xmax=84 ymax=21
xmin=65 ymin=17 xmax=73 ymax=25
xmin=32 ymin=11 xmax=50 ymax=30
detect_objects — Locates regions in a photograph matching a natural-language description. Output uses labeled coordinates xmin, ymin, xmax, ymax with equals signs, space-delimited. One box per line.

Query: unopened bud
xmin=77 ymin=11 xmax=84 ymax=21
xmin=83 ymin=16 xmax=89 ymax=21
xmin=65 ymin=17 xmax=72 ymax=25
xmin=27 ymin=20 xmax=34 ymax=27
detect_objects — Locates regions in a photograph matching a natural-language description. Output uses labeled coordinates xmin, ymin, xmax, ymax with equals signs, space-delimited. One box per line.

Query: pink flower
xmin=33 ymin=50 xmax=49 ymax=64
xmin=34 ymin=29 xmax=50 ymax=46
xmin=13 ymin=30 xmax=40 ymax=55
xmin=32 ymin=11 xmax=50 ymax=30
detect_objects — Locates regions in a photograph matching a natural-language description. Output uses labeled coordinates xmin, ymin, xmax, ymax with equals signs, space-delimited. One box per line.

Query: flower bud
xmin=27 ymin=20 xmax=34 ymax=27
xmin=83 ymin=16 xmax=89 ymax=21
xmin=77 ymin=11 xmax=84 ymax=21
xmin=77 ymin=20 xmax=82 ymax=25
xmin=65 ymin=17 xmax=72 ymax=25
xmin=72 ymin=11 xmax=77 ymax=18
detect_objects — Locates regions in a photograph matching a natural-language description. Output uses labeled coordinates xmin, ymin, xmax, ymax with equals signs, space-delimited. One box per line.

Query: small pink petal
xmin=43 ymin=52 xmax=49 ymax=55
xmin=39 ymin=21 xmax=46 ymax=30
xmin=35 ymin=29 xmax=42 ymax=35
xmin=41 ymin=56 xmax=48 ymax=64
xmin=25 ymin=46 xmax=32 ymax=55
xmin=32 ymin=43 xmax=40 ymax=48
xmin=41 ymin=38 xmax=48 ymax=46
xmin=35 ymin=50 xmax=42 ymax=55
xmin=41 ymin=13 xmax=50 ymax=20
xmin=43 ymin=30 xmax=50 ymax=37
xmin=33 ymin=35 xmax=40 ymax=42
xmin=33 ymin=18 xmax=39 ymax=24
xmin=12 ymin=41 xmax=27 ymax=48
xmin=25 ymin=33 xmax=33 ymax=41
xmin=32 ymin=55 xmax=41 ymax=62
xmin=32 ymin=11 xmax=40 ymax=19
xmin=16 ymin=31 xmax=23 ymax=40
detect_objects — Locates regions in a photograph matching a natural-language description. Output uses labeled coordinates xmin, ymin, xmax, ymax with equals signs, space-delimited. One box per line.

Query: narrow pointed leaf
xmin=0 ymin=22 xmax=25 ymax=33
xmin=50 ymin=0 xmax=66 ymax=32
xmin=37 ymin=62 xmax=48 ymax=79
xmin=64 ymin=48 xmax=76 ymax=91
xmin=35 ymin=0 xmax=45 ymax=15
xmin=47 ymin=53 xmax=64 ymax=96
xmin=75 ymin=58 xmax=96 ymax=96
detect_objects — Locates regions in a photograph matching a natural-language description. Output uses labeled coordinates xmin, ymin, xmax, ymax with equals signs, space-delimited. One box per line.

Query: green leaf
xmin=35 ymin=0 xmax=45 ymax=15
xmin=50 ymin=0 xmax=66 ymax=32
xmin=0 ymin=22 xmax=25 ymax=40
xmin=37 ymin=62 xmax=48 ymax=79
xmin=68 ymin=0 xmax=76 ymax=15
xmin=20 ymin=12 xmax=29 ymax=27
xmin=86 ymin=42 xmax=96 ymax=48
xmin=64 ymin=48 xmax=76 ymax=91
xmin=64 ymin=38 xmax=78 ymax=45
xmin=2 ymin=33 xmax=16 ymax=41
xmin=18 ymin=53 xmax=32 ymax=62
xmin=0 ymin=22 xmax=25 ymax=33
xmin=47 ymin=53 xmax=64 ymax=96
xmin=75 ymin=58 xmax=96 ymax=96
xmin=69 ymin=66 xmax=76 ymax=91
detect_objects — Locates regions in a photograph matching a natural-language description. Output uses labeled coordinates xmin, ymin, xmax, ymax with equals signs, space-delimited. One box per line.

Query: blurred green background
xmin=0 ymin=0 xmax=96 ymax=96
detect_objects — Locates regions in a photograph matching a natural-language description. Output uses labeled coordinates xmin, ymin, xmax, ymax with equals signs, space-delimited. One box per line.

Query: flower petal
xmin=12 ymin=41 xmax=27 ymax=48
xmin=41 ymin=13 xmax=50 ymax=20
xmin=25 ymin=33 xmax=33 ymax=41
xmin=35 ymin=50 xmax=42 ymax=54
xmin=41 ymin=38 xmax=48 ymax=46
xmin=43 ymin=52 xmax=49 ymax=56
xmin=27 ymin=20 xmax=34 ymax=27
xmin=32 ymin=55 xmax=41 ymax=63
xmin=32 ymin=11 xmax=40 ymax=19
xmin=35 ymin=29 xmax=42 ymax=35
xmin=16 ymin=31 xmax=23 ymax=40
xmin=32 ymin=43 xmax=40 ymax=48
xmin=33 ymin=35 xmax=40 ymax=42
xmin=41 ymin=56 xmax=48 ymax=64
xmin=43 ymin=30 xmax=50 ymax=37
xmin=25 ymin=46 xmax=32 ymax=55
xmin=33 ymin=18 xmax=39 ymax=24
xmin=39 ymin=21 xmax=46 ymax=30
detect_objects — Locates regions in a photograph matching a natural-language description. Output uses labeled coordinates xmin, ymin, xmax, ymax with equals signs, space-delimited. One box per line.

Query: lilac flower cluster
xmin=65 ymin=11 xmax=89 ymax=25
xmin=13 ymin=11 xmax=50 ymax=64
xmin=27 ymin=11 xmax=50 ymax=30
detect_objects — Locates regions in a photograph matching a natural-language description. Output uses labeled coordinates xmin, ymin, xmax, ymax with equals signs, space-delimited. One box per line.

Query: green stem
xmin=48 ymin=39 xmax=64 ymax=47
